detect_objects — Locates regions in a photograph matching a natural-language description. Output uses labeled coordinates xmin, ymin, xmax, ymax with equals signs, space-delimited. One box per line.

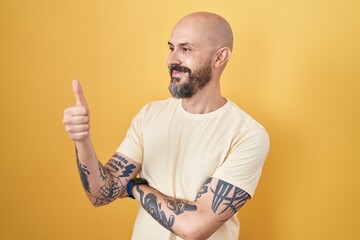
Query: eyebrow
xmin=167 ymin=41 xmax=194 ymax=47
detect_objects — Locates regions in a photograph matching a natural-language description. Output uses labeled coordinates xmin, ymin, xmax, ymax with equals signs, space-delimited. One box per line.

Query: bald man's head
xmin=172 ymin=12 xmax=233 ymax=51
xmin=167 ymin=12 xmax=233 ymax=98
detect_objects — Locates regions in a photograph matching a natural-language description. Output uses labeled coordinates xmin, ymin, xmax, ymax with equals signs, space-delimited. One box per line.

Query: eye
xmin=182 ymin=47 xmax=190 ymax=53
xmin=169 ymin=46 xmax=174 ymax=52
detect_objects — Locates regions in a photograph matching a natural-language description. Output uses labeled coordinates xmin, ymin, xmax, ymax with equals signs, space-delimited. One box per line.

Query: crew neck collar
xmin=176 ymin=98 xmax=231 ymax=119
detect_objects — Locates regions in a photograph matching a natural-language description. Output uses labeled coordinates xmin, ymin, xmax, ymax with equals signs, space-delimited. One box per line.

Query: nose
xmin=167 ymin=50 xmax=181 ymax=67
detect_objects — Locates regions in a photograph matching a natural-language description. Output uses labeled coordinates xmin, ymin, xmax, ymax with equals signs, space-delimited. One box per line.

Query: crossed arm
xmin=132 ymin=176 xmax=250 ymax=239
xmin=75 ymin=145 xmax=249 ymax=239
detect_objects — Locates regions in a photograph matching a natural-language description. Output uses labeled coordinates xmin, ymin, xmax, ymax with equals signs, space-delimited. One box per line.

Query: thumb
xmin=72 ymin=80 xmax=88 ymax=106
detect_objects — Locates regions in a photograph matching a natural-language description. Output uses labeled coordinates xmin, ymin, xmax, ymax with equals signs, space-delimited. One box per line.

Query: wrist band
xmin=126 ymin=178 xmax=148 ymax=199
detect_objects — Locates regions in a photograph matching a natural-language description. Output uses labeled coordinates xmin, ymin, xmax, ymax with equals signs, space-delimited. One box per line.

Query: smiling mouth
xmin=172 ymin=70 xmax=182 ymax=76
xmin=169 ymin=65 xmax=192 ymax=77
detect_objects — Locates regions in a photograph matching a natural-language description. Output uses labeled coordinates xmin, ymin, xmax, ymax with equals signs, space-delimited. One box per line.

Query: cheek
xmin=193 ymin=54 xmax=211 ymax=67
xmin=185 ymin=56 xmax=202 ymax=71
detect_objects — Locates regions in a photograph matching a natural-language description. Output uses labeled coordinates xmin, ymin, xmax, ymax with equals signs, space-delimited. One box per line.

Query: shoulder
xmin=225 ymin=99 xmax=269 ymax=145
xmin=226 ymin=100 xmax=267 ymax=130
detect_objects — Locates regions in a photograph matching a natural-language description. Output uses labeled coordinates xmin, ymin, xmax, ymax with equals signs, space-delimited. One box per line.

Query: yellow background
xmin=1 ymin=0 xmax=359 ymax=239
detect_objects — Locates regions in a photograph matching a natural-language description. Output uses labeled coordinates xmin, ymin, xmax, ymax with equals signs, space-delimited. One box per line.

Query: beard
xmin=168 ymin=62 xmax=212 ymax=99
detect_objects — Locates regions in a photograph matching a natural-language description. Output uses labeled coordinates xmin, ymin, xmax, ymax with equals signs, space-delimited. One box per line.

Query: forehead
xmin=169 ymin=21 xmax=209 ymax=47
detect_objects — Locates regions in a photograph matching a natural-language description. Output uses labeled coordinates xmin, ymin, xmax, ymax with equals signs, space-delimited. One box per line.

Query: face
xmin=167 ymin=23 xmax=214 ymax=98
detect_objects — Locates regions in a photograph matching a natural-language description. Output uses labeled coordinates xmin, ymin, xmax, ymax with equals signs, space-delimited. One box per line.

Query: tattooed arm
xmin=131 ymin=177 xmax=250 ymax=240
xmin=63 ymin=80 xmax=141 ymax=206
xmin=75 ymin=142 xmax=141 ymax=206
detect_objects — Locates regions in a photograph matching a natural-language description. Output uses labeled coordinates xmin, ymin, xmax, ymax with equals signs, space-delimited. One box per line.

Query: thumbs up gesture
xmin=63 ymin=80 xmax=90 ymax=141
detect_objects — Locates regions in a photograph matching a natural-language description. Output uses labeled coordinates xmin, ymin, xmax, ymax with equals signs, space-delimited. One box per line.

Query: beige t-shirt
xmin=117 ymin=98 xmax=269 ymax=240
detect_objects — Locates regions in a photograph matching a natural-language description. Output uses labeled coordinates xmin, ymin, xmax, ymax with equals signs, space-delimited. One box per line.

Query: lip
xmin=171 ymin=71 xmax=182 ymax=76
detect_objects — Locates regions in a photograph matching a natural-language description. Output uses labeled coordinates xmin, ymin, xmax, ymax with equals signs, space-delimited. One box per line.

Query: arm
xmin=131 ymin=177 xmax=250 ymax=240
xmin=63 ymin=80 xmax=141 ymax=206
xmin=76 ymin=142 xmax=141 ymax=206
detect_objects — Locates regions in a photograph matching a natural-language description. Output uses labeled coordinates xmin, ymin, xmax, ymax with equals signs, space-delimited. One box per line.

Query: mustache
xmin=169 ymin=65 xmax=192 ymax=75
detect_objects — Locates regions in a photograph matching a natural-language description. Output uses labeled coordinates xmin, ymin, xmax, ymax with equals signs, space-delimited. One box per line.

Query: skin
xmin=63 ymin=12 xmax=249 ymax=239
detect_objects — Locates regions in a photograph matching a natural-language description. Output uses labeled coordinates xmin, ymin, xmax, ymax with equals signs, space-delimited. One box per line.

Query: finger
xmin=63 ymin=115 xmax=90 ymax=125
xmin=72 ymin=80 xmax=88 ymax=106
xmin=66 ymin=124 xmax=90 ymax=134
xmin=64 ymin=106 xmax=89 ymax=116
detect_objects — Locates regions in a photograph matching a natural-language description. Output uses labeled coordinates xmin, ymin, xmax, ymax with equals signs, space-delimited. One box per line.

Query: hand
xmin=63 ymin=80 xmax=90 ymax=141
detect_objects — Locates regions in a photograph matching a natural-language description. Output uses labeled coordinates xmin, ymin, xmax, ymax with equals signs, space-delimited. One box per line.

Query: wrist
xmin=75 ymin=135 xmax=92 ymax=145
xmin=127 ymin=178 xmax=148 ymax=199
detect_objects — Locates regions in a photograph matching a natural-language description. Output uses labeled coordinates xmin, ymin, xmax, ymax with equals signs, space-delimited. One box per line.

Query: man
xmin=63 ymin=12 xmax=269 ymax=240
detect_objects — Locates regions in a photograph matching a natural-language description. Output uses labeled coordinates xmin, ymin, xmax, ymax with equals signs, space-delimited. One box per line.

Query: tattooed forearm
xmin=134 ymin=178 xmax=249 ymax=236
xmin=92 ymin=153 xmax=137 ymax=206
xmin=75 ymin=146 xmax=91 ymax=193
xmin=211 ymin=180 xmax=250 ymax=215
xmin=74 ymin=148 xmax=138 ymax=206
xmin=164 ymin=198 xmax=197 ymax=215
xmin=136 ymin=186 xmax=175 ymax=233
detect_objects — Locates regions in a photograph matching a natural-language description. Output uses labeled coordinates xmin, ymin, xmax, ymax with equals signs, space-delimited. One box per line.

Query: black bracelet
xmin=126 ymin=178 xmax=149 ymax=199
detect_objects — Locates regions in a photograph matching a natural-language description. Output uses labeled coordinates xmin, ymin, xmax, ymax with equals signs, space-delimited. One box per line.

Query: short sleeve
xmin=116 ymin=104 xmax=149 ymax=164
xmin=212 ymin=127 xmax=270 ymax=197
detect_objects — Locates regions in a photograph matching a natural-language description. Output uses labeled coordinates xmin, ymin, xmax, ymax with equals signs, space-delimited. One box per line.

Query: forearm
xmin=131 ymin=177 xmax=250 ymax=239
xmin=132 ymin=185 xmax=216 ymax=240
xmin=74 ymin=137 xmax=111 ymax=205
xmin=75 ymin=138 xmax=137 ymax=206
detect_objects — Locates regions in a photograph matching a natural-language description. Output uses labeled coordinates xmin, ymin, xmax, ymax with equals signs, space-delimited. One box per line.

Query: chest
xmin=140 ymin=113 xmax=234 ymax=199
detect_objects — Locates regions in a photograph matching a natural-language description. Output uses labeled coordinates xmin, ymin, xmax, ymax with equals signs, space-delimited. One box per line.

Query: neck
xmin=181 ymin=81 xmax=226 ymax=114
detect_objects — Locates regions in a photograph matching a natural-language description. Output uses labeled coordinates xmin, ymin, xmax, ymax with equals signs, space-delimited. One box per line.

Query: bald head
xmin=172 ymin=12 xmax=233 ymax=51
xmin=167 ymin=12 xmax=233 ymax=98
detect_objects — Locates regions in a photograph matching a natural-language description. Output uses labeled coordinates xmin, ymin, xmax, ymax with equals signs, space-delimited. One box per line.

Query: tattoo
xmin=98 ymin=162 xmax=107 ymax=181
xmin=136 ymin=186 xmax=175 ymax=232
xmin=92 ymin=154 xmax=137 ymax=206
xmin=196 ymin=178 xmax=212 ymax=199
xmin=94 ymin=178 xmax=125 ymax=206
xmin=106 ymin=153 xmax=136 ymax=177
xmin=164 ymin=198 xmax=197 ymax=215
xmin=75 ymin=146 xmax=90 ymax=193
xmin=120 ymin=164 xmax=136 ymax=177
xmin=211 ymin=180 xmax=250 ymax=215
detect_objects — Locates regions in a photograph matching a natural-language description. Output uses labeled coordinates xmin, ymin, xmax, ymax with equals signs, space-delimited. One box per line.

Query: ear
xmin=213 ymin=47 xmax=232 ymax=68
